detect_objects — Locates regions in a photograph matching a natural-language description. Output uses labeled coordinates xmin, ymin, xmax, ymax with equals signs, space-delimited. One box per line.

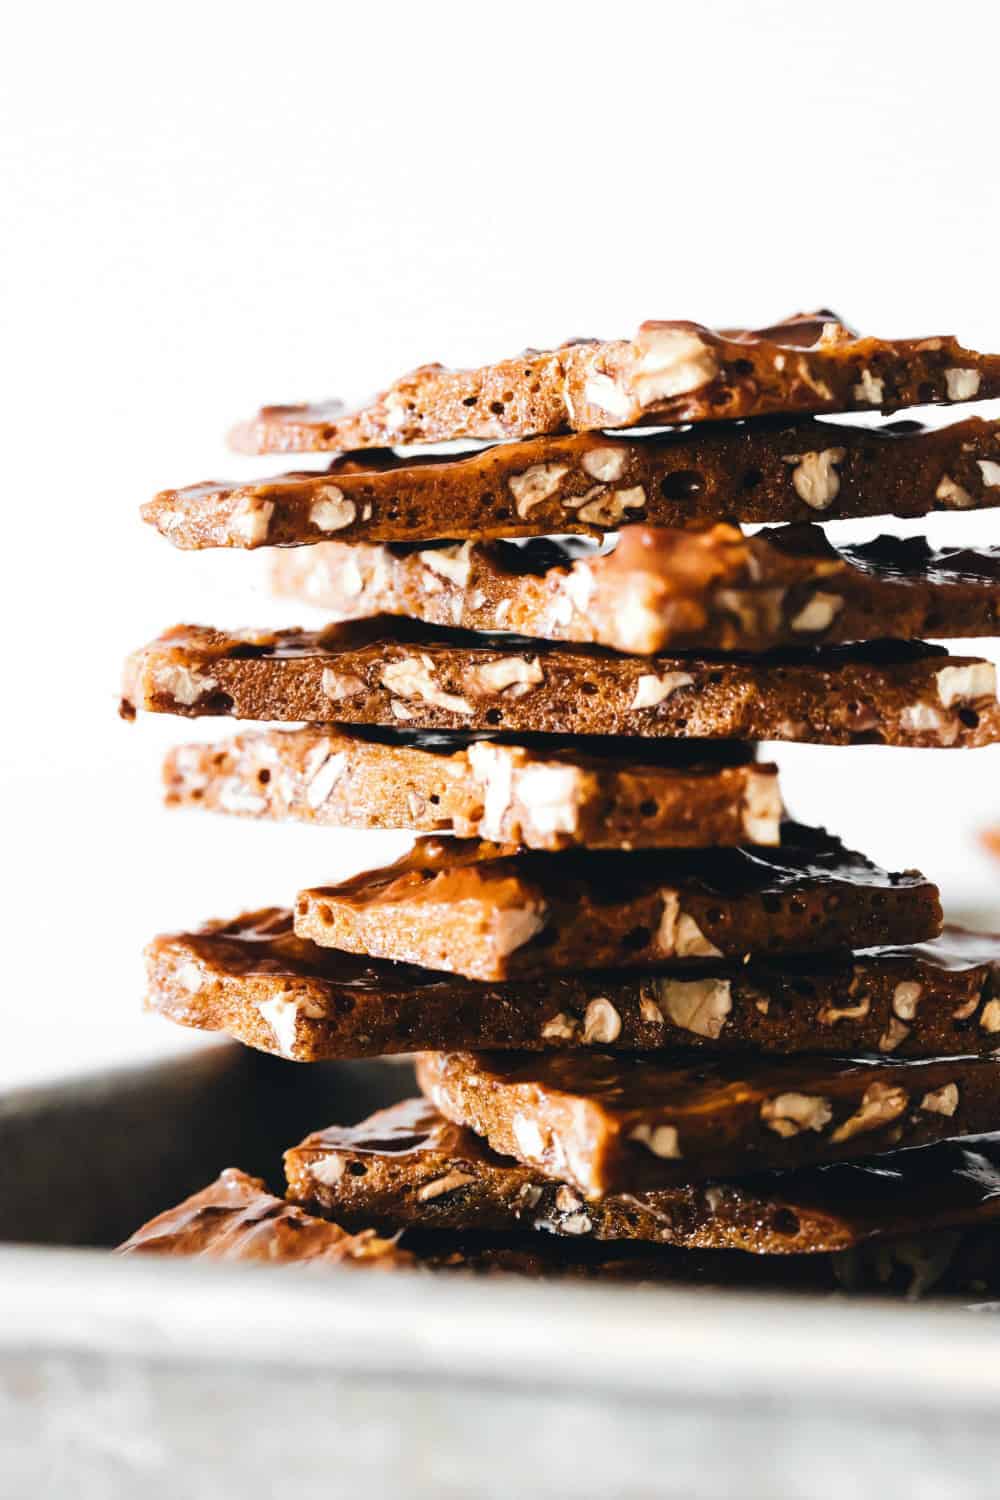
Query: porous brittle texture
xmin=294 ymin=829 xmax=940 ymax=981
xmin=110 ymin=1181 xmax=756 ymax=1281
xmin=120 ymin=623 xmax=1000 ymax=748
xmin=230 ymin=313 xmax=1000 ymax=451
xmin=163 ymin=725 xmax=779 ymax=850
xmin=146 ymin=914 xmax=1000 ymax=1061
xmin=271 ymin=526 xmax=1000 ymax=655
xmin=115 ymin=1155 xmax=1000 ymax=1296
xmin=143 ymin=414 xmax=1000 ymax=547
xmin=112 ymin=1166 xmax=673 ymax=1277
xmin=116 ymin=1167 xmax=410 ymax=1265
xmin=114 ymin=1168 xmax=999 ymax=1293
xmin=286 ymin=1098 xmax=1000 ymax=1254
xmin=417 ymin=1050 xmax=1000 ymax=1198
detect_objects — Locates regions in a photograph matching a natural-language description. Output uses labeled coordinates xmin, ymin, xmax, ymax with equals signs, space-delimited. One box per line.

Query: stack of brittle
xmin=120 ymin=312 xmax=1000 ymax=1297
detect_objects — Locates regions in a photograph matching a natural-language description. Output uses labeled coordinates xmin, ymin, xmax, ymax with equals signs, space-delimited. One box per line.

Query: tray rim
xmin=0 ymin=1242 xmax=998 ymax=1413
xmin=2 ymin=1046 xmax=998 ymax=1416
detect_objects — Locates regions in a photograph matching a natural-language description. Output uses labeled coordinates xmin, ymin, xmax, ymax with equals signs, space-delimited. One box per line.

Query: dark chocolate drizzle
xmin=340 ymin=821 xmax=932 ymax=901
xmin=334 ymin=723 xmax=756 ymax=767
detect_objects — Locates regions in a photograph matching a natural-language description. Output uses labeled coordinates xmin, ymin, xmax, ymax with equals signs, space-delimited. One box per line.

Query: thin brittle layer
xmin=417 ymin=1050 xmax=1000 ymax=1198
xmin=143 ymin=415 xmax=1000 ymax=547
xmin=163 ymin=725 xmax=780 ymax=849
xmin=146 ymin=913 xmax=1000 ymax=1061
xmin=116 ymin=1167 xmax=410 ymax=1265
xmin=116 ymin=1159 xmax=1000 ymax=1296
xmin=270 ymin=526 xmax=1000 ymax=655
xmin=111 ymin=1175 xmax=728 ymax=1279
xmin=293 ymin=829 xmax=941 ymax=981
xmin=229 ymin=313 xmax=1000 ymax=450
xmin=286 ymin=1098 xmax=1000 ymax=1254
xmin=120 ymin=624 xmax=1000 ymax=747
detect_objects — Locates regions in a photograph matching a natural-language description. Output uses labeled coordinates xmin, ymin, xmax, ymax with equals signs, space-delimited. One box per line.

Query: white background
xmin=2 ymin=0 xmax=999 ymax=1084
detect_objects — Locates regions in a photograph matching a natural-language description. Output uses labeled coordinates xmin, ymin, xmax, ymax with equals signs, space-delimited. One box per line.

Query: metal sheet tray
xmin=0 ymin=1044 xmax=998 ymax=1499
